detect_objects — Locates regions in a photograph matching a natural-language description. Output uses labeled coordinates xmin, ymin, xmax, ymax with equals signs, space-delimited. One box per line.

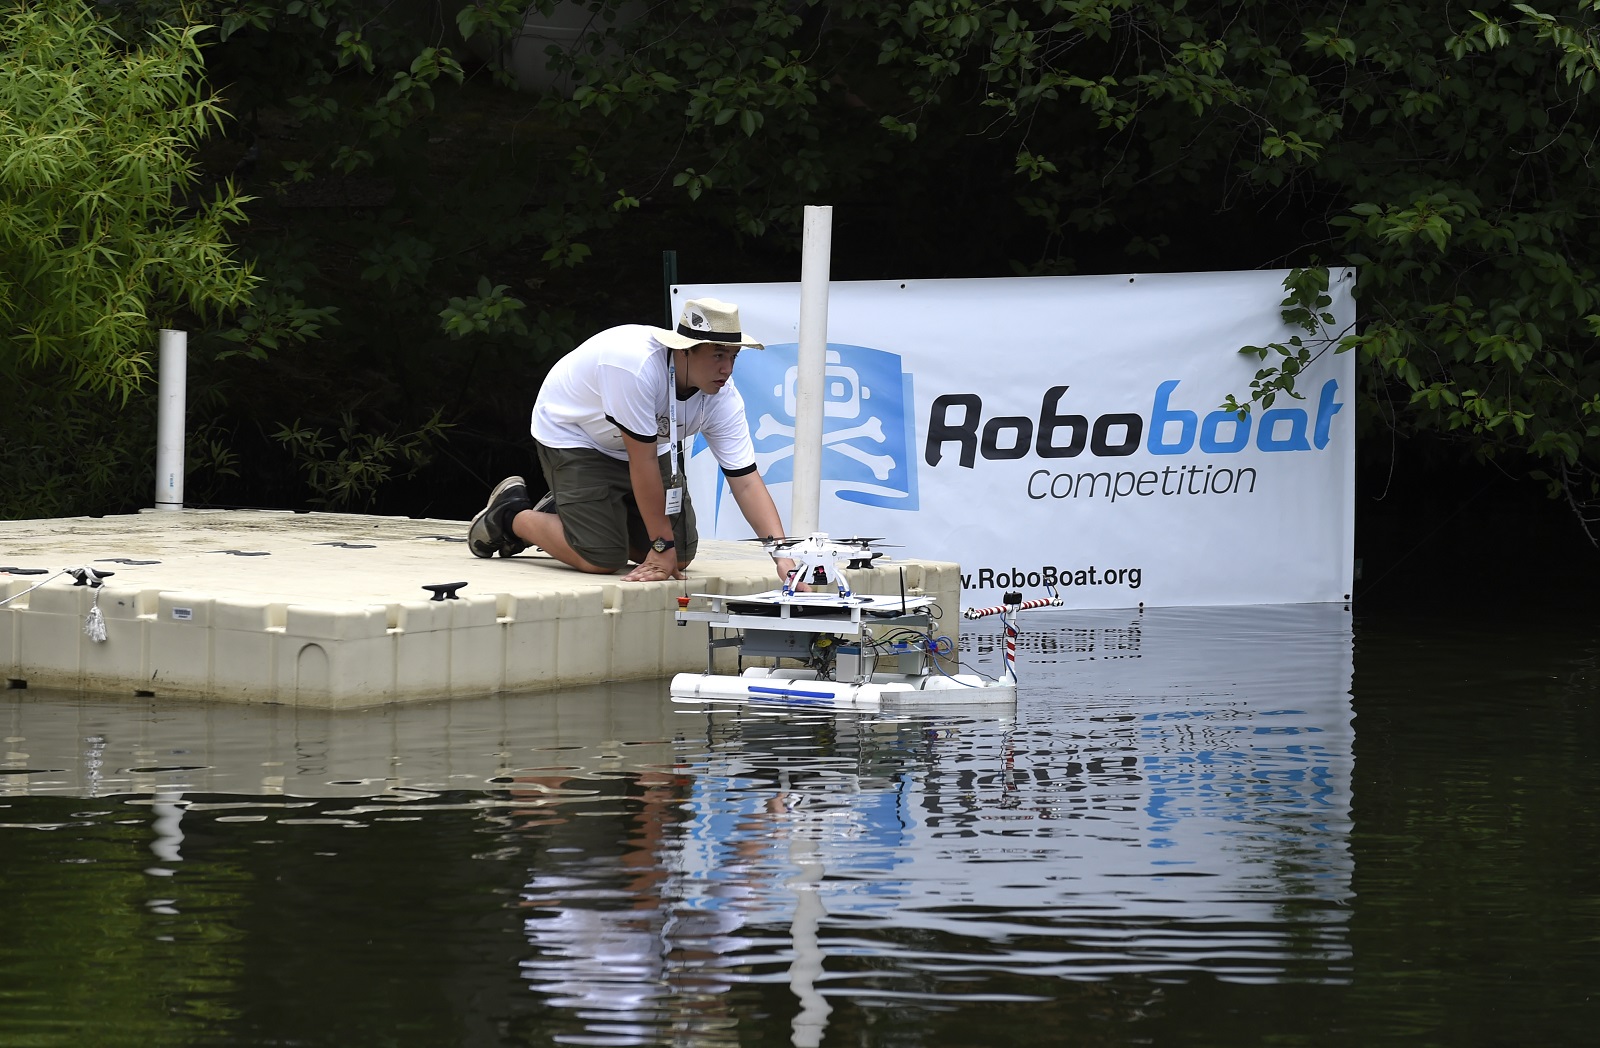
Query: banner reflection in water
xmin=516 ymin=604 xmax=1354 ymax=1045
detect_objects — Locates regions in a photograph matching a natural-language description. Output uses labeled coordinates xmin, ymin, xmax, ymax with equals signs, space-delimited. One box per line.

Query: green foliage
xmin=0 ymin=0 xmax=257 ymax=518
xmin=71 ymin=0 xmax=577 ymax=514
xmin=0 ymin=1 xmax=255 ymax=400
xmin=1214 ymin=4 xmax=1600 ymax=541
xmin=14 ymin=0 xmax=1595 ymax=538
xmin=273 ymin=409 xmax=453 ymax=510
xmin=440 ymin=277 xmax=529 ymax=339
xmin=538 ymin=0 xmax=1600 ymax=543
xmin=1224 ymin=268 xmax=1348 ymax=415
xmin=545 ymin=1 xmax=876 ymax=242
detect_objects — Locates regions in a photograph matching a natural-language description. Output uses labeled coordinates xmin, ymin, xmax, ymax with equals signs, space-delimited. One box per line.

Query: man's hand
xmin=775 ymin=556 xmax=808 ymax=591
xmin=618 ymin=430 xmax=677 ymax=583
xmin=623 ymin=548 xmax=683 ymax=582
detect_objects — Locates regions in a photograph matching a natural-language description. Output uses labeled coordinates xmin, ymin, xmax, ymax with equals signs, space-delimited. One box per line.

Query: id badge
xmin=664 ymin=486 xmax=683 ymax=515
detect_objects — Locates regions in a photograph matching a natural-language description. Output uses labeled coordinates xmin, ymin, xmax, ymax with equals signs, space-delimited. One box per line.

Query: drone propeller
xmin=744 ymin=535 xmax=805 ymax=548
xmin=833 ymin=536 xmax=899 ymax=548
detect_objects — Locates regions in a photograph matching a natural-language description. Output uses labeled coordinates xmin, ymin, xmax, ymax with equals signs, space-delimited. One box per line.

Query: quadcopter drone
xmin=754 ymin=533 xmax=896 ymax=598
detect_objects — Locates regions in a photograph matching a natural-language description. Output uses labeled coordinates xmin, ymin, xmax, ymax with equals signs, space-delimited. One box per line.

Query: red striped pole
xmin=963 ymin=588 xmax=1064 ymax=684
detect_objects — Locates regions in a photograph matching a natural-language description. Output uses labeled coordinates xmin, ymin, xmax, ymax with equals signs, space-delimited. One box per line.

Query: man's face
xmin=683 ymin=343 xmax=740 ymax=393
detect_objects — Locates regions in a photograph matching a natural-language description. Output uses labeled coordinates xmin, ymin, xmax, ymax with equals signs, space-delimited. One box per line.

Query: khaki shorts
xmin=535 ymin=441 xmax=698 ymax=572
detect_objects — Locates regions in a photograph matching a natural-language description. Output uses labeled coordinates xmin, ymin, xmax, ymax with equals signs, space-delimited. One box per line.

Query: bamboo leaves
xmin=0 ymin=3 xmax=255 ymax=402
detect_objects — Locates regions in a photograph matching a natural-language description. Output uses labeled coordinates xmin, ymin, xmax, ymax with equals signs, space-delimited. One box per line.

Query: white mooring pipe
xmin=791 ymin=205 xmax=832 ymax=536
xmin=155 ymin=328 xmax=187 ymax=511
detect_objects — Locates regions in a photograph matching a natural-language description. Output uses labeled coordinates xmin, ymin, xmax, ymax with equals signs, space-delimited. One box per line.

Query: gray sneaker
xmin=468 ymin=476 xmax=531 ymax=558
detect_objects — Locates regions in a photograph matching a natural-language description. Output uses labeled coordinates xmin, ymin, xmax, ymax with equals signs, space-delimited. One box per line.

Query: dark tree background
xmin=6 ymin=0 xmax=1599 ymax=606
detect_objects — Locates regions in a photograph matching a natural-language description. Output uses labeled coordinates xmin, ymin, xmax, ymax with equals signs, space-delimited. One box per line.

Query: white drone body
xmin=763 ymin=532 xmax=885 ymax=598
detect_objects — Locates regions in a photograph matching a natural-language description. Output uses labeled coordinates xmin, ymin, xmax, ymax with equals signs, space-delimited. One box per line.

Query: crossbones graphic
xmin=754 ymin=414 xmax=897 ymax=480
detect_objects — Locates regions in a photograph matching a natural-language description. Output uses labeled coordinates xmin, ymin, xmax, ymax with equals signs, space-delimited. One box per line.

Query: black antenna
xmin=899 ymin=566 xmax=907 ymax=610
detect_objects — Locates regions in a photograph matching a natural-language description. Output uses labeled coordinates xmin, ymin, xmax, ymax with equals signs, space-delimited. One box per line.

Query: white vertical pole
xmin=155 ymin=328 xmax=186 ymax=511
xmin=792 ymin=205 xmax=832 ymax=536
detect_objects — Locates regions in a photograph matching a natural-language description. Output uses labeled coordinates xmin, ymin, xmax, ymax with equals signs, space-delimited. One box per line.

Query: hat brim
xmin=656 ymin=327 xmax=764 ymax=351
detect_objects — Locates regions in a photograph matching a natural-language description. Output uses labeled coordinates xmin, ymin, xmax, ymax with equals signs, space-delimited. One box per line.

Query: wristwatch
xmin=650 ymin=536 xmax=675 ymax=554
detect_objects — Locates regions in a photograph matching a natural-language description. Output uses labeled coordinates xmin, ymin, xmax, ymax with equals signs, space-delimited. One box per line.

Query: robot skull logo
xmin=732 ymin=343 xmax=919 ymax=511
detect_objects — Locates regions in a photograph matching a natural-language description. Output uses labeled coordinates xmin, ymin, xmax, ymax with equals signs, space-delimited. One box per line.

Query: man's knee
xmin=519 ymin=507 xmax=626 ymax=573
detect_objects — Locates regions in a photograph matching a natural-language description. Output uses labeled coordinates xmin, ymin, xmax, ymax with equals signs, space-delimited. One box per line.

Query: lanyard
xmin=663 ymin=351 xmax=684 ymax=519
xmin=666 ymin=352 xmax=681 ymax=479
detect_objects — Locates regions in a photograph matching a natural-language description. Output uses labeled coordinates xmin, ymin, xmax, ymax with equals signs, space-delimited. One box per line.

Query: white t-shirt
xmin=530 ymin=324 xmax=757 ymax=472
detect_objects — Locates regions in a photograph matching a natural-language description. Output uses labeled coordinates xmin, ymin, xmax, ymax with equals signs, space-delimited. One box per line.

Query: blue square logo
xmin=730 ymin=343 xmax=919 ymax=511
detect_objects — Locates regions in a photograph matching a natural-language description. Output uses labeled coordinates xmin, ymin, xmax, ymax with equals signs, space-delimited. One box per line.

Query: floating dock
xmin=0 ymin=510 xmax=960 ymax=708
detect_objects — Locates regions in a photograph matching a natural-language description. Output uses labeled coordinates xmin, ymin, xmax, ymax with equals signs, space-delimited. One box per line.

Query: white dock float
xmin=0 ymin=510 xmax=960 ymax=708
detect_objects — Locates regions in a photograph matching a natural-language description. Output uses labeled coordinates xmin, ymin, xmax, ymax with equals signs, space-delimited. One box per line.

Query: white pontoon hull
xmin=669 ymin=667 xmax=1016 ymax=708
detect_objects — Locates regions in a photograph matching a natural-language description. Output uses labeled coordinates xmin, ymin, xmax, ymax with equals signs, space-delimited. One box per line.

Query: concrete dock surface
xmin=0 ymin=510 xmax=960 ymax=708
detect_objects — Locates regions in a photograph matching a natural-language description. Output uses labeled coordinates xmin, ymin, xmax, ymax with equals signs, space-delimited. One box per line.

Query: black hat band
xmin=677 ymin=323 xmax=742 ymax=343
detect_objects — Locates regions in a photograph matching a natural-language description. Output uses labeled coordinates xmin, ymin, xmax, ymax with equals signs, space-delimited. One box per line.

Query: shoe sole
xmin=468 ymin=476 xmax=528 ymax=558
xmin=467 ymin=505 xmax=501 ymax=558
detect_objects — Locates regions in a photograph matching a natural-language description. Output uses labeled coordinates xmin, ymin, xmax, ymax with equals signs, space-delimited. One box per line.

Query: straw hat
xmin=657 ymin=297 xmax=764 ymax=350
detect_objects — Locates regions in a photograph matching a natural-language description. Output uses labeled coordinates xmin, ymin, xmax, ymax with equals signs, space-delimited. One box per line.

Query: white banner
xmin=677 ymin=271 xmax=1356 ymax=611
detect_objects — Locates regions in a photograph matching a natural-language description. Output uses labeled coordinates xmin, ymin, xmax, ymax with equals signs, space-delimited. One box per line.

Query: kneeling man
xmin=468 ymin=297 xmax=796 ymax=585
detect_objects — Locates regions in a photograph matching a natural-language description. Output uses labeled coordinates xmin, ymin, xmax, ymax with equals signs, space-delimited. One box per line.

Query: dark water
xmin=2 ymin=604 xmax=1596 ymax=1047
